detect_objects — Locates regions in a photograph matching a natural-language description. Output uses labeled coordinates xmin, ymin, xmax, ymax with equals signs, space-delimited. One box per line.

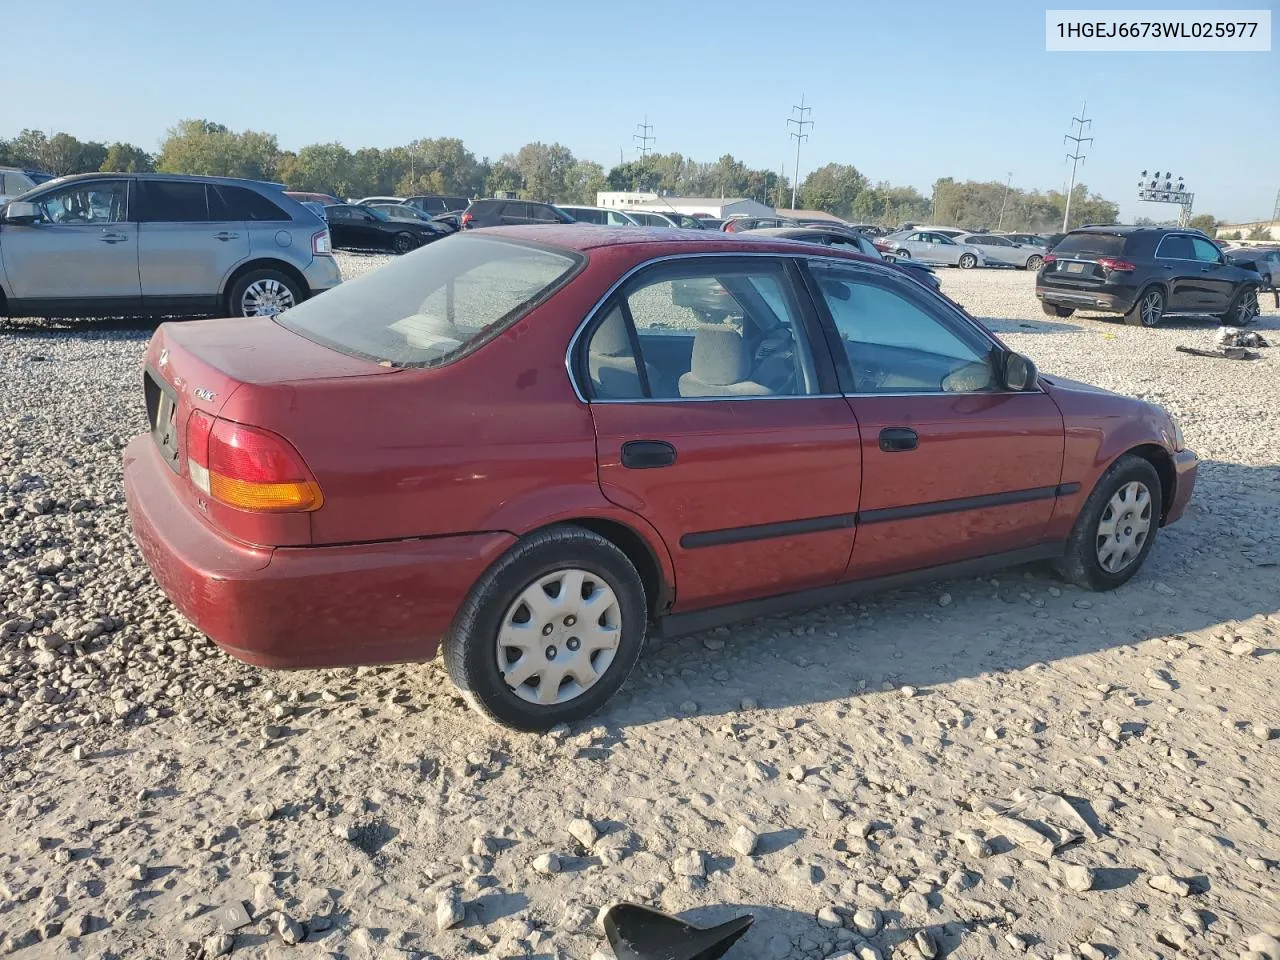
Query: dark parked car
xmin=460 ymin=199 xmax=575 ymax=229
xmin=323 ymin=204 xmax=446 ymax=253
xmin=1037 ymin=226 xmax=1262 ymax=327
xmin=744 ymin=226 xmax=941 ymax=290
xmin=124 ymin=226 xmax=1195 ymax=730
xmin=406 ymin=195 xmax=469 ymax=215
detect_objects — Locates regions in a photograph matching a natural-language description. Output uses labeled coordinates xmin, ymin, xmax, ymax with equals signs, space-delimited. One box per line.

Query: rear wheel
xmin=1218 ymin=286 xmax=1259 ymax=326
xmin=443 ymin=525 xmax=648 ymax=730
xmin=393 ymin=232 xmax=416 ymax=254
xmin=958 ymin=253 xmax=977 ymax=269
xmin=1057 ymin=454 xmax=1162 ymax=591
xmin=227 ymin=269 xmax=303 ymax=318
xmin=1042 ymin=303 xmax=1075 ymax=318
xmin=1124 ymin=287 xmax=1164 ymax=327
xmin=1025 ymin=254 xmax=1044 ymax=272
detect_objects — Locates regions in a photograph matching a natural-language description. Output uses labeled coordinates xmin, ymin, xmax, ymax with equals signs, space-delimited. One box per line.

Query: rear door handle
xmin=621 ymin=440 xmax=677 ymax=469
xmin=879 ymin=428 xmax=918 ymax=452
xmin=213 ymin=232 xmax=240 ymax=241
xmin=98 ymin=233 xmax=128 ymax=244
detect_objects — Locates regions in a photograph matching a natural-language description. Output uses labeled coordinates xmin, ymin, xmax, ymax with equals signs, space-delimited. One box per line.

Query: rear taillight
xmin=1042 ymin=253 xmax=1057 ymax=264
xmin=460 ymin=212 xmax=473 ymax=228
xmin=1097 ymin=257 xmax=1136 ymax=272
xmin=312 ymin=229 xmax=332 ymax=256
xmin=185 ymin=412 xmax=323 ymax=513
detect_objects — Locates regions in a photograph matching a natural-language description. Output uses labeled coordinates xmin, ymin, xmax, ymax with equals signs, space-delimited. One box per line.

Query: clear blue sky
xmin=7 ymin=0 xmax=1277 ymax=221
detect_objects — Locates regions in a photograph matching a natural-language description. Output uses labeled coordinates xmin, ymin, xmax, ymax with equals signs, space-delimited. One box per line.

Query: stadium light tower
xmin=1137 ymin=170 xmax=1194 ymax=227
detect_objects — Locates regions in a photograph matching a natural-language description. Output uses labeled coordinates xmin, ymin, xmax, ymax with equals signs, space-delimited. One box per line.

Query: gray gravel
xmin=0 ymin=257 xmax=1276 ymax=958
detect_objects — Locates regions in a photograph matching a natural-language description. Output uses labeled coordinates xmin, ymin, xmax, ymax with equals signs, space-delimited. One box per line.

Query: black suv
xmin=460 ymin=199 xmax=575 ymax=229
xmin=1036 ymin=226 xmax=1261 ymax=328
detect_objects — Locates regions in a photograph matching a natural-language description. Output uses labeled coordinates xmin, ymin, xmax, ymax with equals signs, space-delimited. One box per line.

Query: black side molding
xmin=681 ymin=513 xmax=857 ymax=549
xmin=859 ymin=483 xmax=1074 ymax=525
xmin=653 ymin=542 xmax=1066 ymax=640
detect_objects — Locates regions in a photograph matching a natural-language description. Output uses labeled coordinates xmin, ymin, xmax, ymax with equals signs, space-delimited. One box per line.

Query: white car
xmin=881 ymin=229 xmax=988 ymax=268
xmin=955 ymin=233 xmax=1047 ymax=270
xmin=556 ymin=205 xmax=641 ymax=226
xmin=0 ymin=167 xmax=55 ymax=204
xmin=354 ymin=195 xmax=407 ymax=206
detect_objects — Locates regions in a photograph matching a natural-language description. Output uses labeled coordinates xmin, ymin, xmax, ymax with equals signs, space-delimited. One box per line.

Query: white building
xmin=595 ymin=192 xmax=775 ymax=220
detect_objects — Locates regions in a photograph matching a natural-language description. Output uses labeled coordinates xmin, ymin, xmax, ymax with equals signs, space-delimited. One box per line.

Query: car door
xmin=1154 ymin=233 xmax=1202 ymax=310
xmin=804 ymin=258 xmax=1065 ymax=579
xmin=928 ymin=233 xmax=965 ymax=265
xmin=498 ymin=202 xmax=533 ymax=226
xmin=325 ymin=206 xmax=354 ymax=247
xmin=136 ymin=180 xmax=249 ymax=308
xmin=1190 ymin=235 xmax=1236 ymax=310
xmin=581 ymin=254 xmax=862 ymax=612
xmin=1 ymin=177 xmax=141 ymax=309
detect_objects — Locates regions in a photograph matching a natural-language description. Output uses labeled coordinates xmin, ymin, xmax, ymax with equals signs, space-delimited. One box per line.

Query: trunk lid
xmin=141 ymin=318 xmax=400 ymax=546
xmin=1040 ymin=232 xmax=1130 ymax=287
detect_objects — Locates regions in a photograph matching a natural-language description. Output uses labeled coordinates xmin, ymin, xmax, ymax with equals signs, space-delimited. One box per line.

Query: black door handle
xmin=879 ymin=428 xmax=918 ymax=452
xmin=621 ymin=440 xmax=677 ymax=469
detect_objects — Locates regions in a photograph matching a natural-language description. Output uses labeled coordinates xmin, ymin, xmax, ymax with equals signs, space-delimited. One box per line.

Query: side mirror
xmin=3 ymin=201 xmax=40 ymax=225
xmin=1002 ymin=351 xmax=1038 ymax=391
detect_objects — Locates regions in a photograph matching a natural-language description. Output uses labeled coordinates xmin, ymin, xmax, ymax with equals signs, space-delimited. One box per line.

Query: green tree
xmin=1247 ymin=225 xmax=1273 ymax=240
xmin=398 ymin=137 xmax=484 ymax=197
xmin=605 ymin=159 xmax=660 ymax=192
xmin=156 ymin=119 xmax=280 ymax=181
xmin=798 ymin=163 xmax=867 ymax=216
xmin=510 ymin=142 xmax=577 ymax=201
xmin=101 ymin=142 xmax=154 ymax=172
xmin=283 ymin=142 xmax=356 ymax=196
xmin=485 ymin=156 xmax=522 ymax=196
xmin=565 ymin=159 xmax=606 ymax=204
xmin=1187 ymin=213 xmax=1217 ymax=233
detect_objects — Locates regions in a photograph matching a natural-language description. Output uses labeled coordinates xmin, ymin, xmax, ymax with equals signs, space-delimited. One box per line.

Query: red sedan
xmin=124 ymin=226 xmax=1197 ymax=730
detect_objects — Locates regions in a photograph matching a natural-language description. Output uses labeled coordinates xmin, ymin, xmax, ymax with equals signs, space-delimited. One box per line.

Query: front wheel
xmin=443 ymin=526 xmax=648 ymax=730
xmin=1219 ymin=286 xmax=1259 ymax=326
xmin=1057 ymin=454 xmax=1162 ymax=591
xmin=227 ymin=269 xmax=303 ymax=318
xmin=1025 ymin=254 xmax=1044 ymax=272
xmin=895 ymin=249 xmax=911 ymax=260
xmin=958 ymin=253 xmax=977 ymax=269
xmin=393 ymin=232 xmax=416 ymax=254
xmin=1125 ymin=287 xmax=1164 ymax=327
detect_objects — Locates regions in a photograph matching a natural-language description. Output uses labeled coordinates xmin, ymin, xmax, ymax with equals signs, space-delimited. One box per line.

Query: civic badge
xmin=193 ymin=388 xmax=216 ymax=403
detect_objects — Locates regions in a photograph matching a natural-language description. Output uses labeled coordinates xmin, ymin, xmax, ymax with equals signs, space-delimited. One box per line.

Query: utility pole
xmin=787 ymin=95 xmax=813 ymax=209
xmin=1062 ymin=101 xmax=1093 ymax=232
xmin=633 ymin=116 xmax=655 ymax=159
xmin=997 ymin=172 xmax=1013 ymax=230
xmin=1272 ymin=186 xmax=1280 ymax=222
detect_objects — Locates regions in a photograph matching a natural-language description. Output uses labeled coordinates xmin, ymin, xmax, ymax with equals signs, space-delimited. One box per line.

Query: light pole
xmin=1137 ymin=171 xmax=1193 ymax=226
xmin=997 ymin=172 xmax=1013 ymax=230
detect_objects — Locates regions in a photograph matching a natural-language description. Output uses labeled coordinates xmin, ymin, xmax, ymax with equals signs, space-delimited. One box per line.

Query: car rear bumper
xmin=302 ymin=255 xmax=343 ymax=295
xmin=1164 ymin=448 xmax=1198 ymax=526
xmin=123 ymin=435 xmax=516 ymax=669
xmin=1036 ymin=283 xmax=1138 ymax=313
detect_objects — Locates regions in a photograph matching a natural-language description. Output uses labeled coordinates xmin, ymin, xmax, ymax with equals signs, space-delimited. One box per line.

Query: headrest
xmin=690 ymin=325 xmax=750 ymax=386
xmin=591 ymin=309 xmax=633 ymax=358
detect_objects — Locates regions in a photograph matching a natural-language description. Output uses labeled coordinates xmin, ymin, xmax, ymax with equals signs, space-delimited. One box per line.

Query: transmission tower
xmin=1272 ymin=186 xmax=1280 ymax=221
xmin=1062 ymin=101 xmax=1093 ymax=231
xmin=633 ymin=116 xmax=655 ymax=159
xmin=787 ymin=95 xmax=813 ymax=209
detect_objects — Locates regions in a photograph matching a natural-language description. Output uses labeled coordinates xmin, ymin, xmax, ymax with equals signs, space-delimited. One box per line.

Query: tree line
xmin=2 ymin=120 xmax=1144 ymax=231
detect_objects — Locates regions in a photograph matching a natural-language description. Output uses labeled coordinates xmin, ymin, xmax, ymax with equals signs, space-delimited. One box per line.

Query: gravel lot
xmin=1 ymin=255 xmax=1277 ymax=960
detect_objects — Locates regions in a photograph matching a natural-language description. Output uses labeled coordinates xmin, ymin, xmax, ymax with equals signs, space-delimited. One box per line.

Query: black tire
xmin=1042 ymin=303 xmax=1074 ymax=318
xmin=895 ymin=249 xmax=911 ymax=259
xmin=1057 ymin=454 xmax=1162 ymax=592
xmin=1124 ymin=286 xmax=1164 ymax=327
xmin=443 ymin=525 xmax=648 ymax=731
xmin=958 ymin=253 xmax=977 ymax=269
xmin=226 ymin=269 xmax=304 ymax=318
xmin=1218 ymin=285 xmax=1259 ymax=326
xmin=1025 ymin=254 xmax=1044 ymax=272
xmin=393 ymin=232 xmax=416 ymax=254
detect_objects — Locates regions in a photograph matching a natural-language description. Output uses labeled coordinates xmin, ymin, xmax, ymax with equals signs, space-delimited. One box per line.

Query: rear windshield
xmin=278 ymin=235 xmax=583 ymax=367
xmin=1053 ymin=232 xmax=1128 ymax=258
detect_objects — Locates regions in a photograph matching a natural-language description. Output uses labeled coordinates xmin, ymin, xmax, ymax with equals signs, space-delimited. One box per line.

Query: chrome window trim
xmin=564 ymin=250 xmax=1038 ymax=403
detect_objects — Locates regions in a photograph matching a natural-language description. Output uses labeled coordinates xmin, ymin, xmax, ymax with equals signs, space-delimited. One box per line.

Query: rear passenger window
xmin=210 ymin=185 xmax=289 ymax=221
xmin=138 ymin=181 xmax=209 ymax=222
xmin=584 ymin=260 xmax=819 ymax=400
xmin=1156 ymin=235 xmax=1195 ymax=260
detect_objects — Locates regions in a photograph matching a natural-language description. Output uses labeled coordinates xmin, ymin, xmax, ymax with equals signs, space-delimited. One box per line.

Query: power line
xmin=1062 ymin=101 xmax=1093 ymax=232
xmin=787 ymin=95 xmax=813 ymax=209
xmin=633 ymin=116 xmax=655 ymax=159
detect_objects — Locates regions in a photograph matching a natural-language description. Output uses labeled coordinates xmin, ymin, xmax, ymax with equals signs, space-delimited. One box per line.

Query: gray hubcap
xmin=241 ymin=278 xmax=295 ymax=317
xmin=1028 ymin=256 xmax=1043 ymax=271
xmin=1140 ymin=292 xmax=1162 ymax=326
xmin=1096 ymin=481 xmax=1152 ymax=573
xmin=1235 ymin=290 xmax=1258 ymax=324
xmin=497 ymin=569 xmax=621 ymax=705
xmin=960 ymin=255 xmax=975 ymax=269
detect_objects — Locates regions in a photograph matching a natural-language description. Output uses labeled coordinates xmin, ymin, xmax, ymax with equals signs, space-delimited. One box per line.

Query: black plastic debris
xmin=603 ymin=903 xmax=754 ymax=960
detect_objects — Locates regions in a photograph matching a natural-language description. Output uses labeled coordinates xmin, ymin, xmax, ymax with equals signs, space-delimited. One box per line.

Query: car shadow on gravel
xmin=0 ymin=316 xmax=165 ymax=334
xmin=602 ymin=459 xmax=1280 ymax=727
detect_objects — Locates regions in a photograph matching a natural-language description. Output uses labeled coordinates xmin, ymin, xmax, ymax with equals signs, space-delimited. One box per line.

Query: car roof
xmin=476 ymin=224 xmax=884 ymax=263
xmin=31 ymin=171 xmax=288 ymax=190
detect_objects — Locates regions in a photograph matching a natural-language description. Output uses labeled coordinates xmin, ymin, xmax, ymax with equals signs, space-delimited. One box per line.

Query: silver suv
xmin=0 ymin=173 xmax=340 ymax=320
